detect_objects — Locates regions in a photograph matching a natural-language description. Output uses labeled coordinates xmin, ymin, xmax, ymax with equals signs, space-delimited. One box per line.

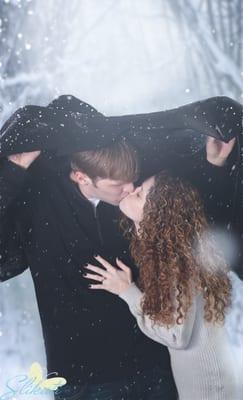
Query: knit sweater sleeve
xmin=119 ymin=283 xmax=197 ymax=349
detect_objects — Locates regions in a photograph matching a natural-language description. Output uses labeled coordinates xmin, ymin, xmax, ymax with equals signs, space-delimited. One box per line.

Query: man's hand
xmin=206 ymin=137 xmax=236 ymax=167
xmin=8 ymin=151 xmax=41 ymax=169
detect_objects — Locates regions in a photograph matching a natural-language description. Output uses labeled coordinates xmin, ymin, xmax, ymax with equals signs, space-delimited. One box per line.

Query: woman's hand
xmin=83 ymin=255 xmax=133 ymax=295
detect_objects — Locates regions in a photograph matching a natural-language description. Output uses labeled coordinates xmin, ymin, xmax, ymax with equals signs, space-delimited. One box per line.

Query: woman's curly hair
xmin=121 ymin=170 xmax=232 ymax=327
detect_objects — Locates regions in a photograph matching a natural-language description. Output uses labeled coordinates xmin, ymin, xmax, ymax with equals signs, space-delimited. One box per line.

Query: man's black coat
xmin=0 ymin=157 xmax=174 ymax=385
xmin=0 ymin=95 xmax=242 ymax=386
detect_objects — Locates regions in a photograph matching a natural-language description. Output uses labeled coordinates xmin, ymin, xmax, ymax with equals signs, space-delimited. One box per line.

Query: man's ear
xmin=70 ymin=170 xmax=91 ymax=185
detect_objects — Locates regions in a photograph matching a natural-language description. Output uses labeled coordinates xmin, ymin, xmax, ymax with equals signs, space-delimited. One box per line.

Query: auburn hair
xmin=121 ymin=170 xmax=231 ymax=327
xmin=70 ymin=139 xmax=139 ymax=183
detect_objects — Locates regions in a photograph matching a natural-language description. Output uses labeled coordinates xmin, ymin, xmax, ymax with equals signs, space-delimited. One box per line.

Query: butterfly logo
xmin=28 ymin=362 xmax=67 ymax=391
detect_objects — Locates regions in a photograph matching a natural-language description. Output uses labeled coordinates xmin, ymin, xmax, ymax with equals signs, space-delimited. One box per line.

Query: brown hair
xmin=70 ymin=139 xmax=139 ymax=183
xmin=122 ymin=170 xmax=231 ymax=327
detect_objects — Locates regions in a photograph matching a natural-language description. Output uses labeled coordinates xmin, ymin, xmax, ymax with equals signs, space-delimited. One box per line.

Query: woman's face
xmin=119 ymin=176 xmax=155 ymax=224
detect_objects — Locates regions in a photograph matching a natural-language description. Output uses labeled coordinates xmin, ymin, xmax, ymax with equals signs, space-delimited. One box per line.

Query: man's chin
xmin=112 ymin=197 xmax=127 ymax=206
xmin=112 ymin=201 xmax=120 ymax=206
xmin=118 ymin=197 xmax=126 ymax=211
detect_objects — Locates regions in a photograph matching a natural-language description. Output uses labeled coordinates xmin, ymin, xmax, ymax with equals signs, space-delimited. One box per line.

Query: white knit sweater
xmin=119 ymin=278 xmax=242 ymax=400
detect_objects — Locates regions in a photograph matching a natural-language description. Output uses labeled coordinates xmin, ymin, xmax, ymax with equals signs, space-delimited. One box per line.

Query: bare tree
xmin=166 ymin=0 xmax=243 ymax=100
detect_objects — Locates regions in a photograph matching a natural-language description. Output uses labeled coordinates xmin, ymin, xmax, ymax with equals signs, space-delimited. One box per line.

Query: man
xmin=0 ymin=139 xmax=177 ymax=399
xmin=0 ymin=95 xmax=238 ymax=399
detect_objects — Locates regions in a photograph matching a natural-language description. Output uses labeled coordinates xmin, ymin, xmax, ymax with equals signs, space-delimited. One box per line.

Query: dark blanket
xmin=0 ymin=95 xmax=241 ymax=158
xmin=1 ymin=95 xmax=243 ymax=275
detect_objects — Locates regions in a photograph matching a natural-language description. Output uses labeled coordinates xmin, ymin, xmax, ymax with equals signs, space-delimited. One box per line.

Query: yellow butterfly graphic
xmin=28 ymin=362 xmax=67 ymax=391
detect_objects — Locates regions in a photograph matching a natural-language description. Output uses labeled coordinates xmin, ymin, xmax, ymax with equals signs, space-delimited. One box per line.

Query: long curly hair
xmin=121 ymin=171 xmax=232 ymax=327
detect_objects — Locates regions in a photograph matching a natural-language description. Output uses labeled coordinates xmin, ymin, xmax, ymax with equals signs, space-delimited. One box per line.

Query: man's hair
xmin=70 ymin=139 xmax=139 ymax=183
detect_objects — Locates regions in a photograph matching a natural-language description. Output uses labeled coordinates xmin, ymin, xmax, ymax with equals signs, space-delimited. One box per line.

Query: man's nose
xmin=123 ymin=183 xmax=134 ymax=194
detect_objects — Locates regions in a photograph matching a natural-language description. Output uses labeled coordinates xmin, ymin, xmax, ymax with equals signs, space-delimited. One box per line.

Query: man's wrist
xmin=7 ymin=157 xmax=29 ymax=170
xmin=206 ymin=157 xmax=227 ymax=167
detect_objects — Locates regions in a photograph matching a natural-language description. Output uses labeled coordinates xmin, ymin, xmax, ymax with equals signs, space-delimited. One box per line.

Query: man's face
xmin=70 ymin=170 xmax=135 ymax=206
xmin=90 ymin=178 xmax=135 ymax=205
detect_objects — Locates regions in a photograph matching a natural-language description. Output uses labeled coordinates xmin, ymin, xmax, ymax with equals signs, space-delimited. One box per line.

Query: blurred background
xmin=0 ymin=0 xmax=242 ymax=398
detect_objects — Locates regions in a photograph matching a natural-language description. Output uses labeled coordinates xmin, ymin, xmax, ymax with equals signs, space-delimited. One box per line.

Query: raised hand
xmin=206 ymin=137 xmax=236 ymax=167
xmin=83 ymin=255 xmax=133 ymax=295
xmin=8 ymin=151 xmax=41 ymax=169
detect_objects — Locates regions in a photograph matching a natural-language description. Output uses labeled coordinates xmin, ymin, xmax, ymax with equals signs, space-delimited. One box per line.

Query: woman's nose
xmin=131 ymin=186 xmax=141 ymax=195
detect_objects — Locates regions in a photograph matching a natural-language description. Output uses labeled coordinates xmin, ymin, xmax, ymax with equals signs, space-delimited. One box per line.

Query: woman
xmin=83 ymin=171 xmax=241 ymax=400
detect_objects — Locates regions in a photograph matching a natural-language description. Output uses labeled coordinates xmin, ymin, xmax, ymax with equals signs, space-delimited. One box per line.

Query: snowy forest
xmin=0 ymin=0 xmax=242 ymax=399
